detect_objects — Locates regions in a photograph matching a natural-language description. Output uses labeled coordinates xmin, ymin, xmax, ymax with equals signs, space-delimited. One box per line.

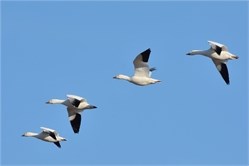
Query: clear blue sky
xmin=1 ymin=1 xmax=248 ymax=165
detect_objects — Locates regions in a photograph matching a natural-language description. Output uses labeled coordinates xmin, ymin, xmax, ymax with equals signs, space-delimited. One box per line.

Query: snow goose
xmin=46 ymin=94 xmax=97 ymax=133
xmin=113 ymin=48 xmax=161 ymax=86
xmin=22 ymin=127 xmax=66 ymax=148
xmin=186 ymin=41 xmax=238 ymax=84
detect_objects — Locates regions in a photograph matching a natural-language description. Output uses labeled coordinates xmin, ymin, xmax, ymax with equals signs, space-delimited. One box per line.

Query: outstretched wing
xmin=133 ymin=48 xmax=151 ymax=77
xmin=149 ymin=67 xmax=156 ymax=77
xmin=212 ymin=59 xmax=230 ymax=85
xmin=208 ymin=41 xmax=228 ymax=55
xmin=40 ymin=127 xmax=58 ymax=140
xmin=67 ymin=94 xmax=85 ymax=101
xmin=67 ymin=107 xmax=81 ymax=133
xmin=67 ymin=94 xmax=85 ymax=108
xmin=53 ymin=142 xmax=61 ymax=148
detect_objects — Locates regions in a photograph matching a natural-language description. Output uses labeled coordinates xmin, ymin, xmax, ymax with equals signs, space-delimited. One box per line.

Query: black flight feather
xmin=70 ymin=113 xmax=81 ymax=133
xmin=219 ymin=63 xmax=230 ymax=84
xmin=53 ymin=142 xmax=61 ymax=148
xmin=140 ymin=48 xmax=151 ymax=63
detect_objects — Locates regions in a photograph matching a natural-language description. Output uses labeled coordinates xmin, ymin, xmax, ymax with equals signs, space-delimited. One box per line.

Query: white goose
xmin=22 ymin=127 xmax=66 ymax=148
xmin=113 ymin=48 xmax=161 ymax=86
xmin=46 ymin=94 xmax=97 ymax=133
xmin=186 ymin=41 xmax=238 ymax=84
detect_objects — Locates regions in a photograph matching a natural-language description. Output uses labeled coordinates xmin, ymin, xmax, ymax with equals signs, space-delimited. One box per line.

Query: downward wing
xmin=53 ymin=142 xmax=61 ymax=148
xmin=67 ymin=107 xmax=81 ymax=133
xmin=212 ymin=59 xmax=230 ymax=85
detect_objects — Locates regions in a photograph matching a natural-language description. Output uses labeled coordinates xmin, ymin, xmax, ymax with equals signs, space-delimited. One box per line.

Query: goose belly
xmin=37 ymin=135 xmax=57 ymax=142
xmin=131 ymin=76 xmax=152 ymax=86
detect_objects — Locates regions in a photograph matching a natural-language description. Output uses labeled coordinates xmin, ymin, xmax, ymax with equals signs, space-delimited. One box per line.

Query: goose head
xmin=86 ymin=105 xmax=97 ymax=109
xmin=186 ymin=50 xmax=202 ymax=55
xmin=60 ymin=138 xmax=67 ymax=141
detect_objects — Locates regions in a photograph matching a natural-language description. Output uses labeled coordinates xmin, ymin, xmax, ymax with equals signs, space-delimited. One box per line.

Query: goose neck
xmin=23 ymin=132 xmax=38 ymax=137
xmin=190 ymin=49 xmax=211 ymax=56
xmin=49 ymin=99 xmax=65 ymax=104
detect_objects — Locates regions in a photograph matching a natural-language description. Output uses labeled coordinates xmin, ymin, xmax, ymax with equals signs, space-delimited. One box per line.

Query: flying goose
xmin=113 ymin=48 xmax=161 ymax=86
xmin=22 ymin=127 xmax=66 ymax=148
xmin=46 ymin=94 xmax=97 ymax=133
xmin=186 ymin=41 xmax=238 ymax=84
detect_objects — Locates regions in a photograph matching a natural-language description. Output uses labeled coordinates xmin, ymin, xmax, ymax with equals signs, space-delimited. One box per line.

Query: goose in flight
xmin=22 ymin=127 xmax=66 ymax=148
xmin=186 ymin=41 xmax=238 ymax=84
xmin=113 ymin=48 xmax=161 ymax=86
xmin=46 ymin=94 xmax=97 ymax=133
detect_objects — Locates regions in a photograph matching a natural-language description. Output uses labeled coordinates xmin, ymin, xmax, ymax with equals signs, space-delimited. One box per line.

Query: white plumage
xmin=22 ymin=127 xmax=66 ymax=148
xmin=113 ymin=48 xmax=161 ymax=86
xmin=46 ymin=94 xmax=97 ymax=133
xmin=186 ymin=41 xmax=238 ymax=84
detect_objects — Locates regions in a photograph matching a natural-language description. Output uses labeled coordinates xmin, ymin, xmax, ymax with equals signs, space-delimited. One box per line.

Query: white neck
xmin=117 ymin=75 xmax=131 ymax=81
xmin=47 ymin=99 xmax=65 ymax=104
xmin=24 ymin=132 xmax=38 ymax=137
xmin=189 ymin=49 xmax=211 ymax=56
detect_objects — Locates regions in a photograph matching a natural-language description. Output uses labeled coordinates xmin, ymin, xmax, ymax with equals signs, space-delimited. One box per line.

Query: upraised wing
xmin=67 ymin=94 xmax=85 ymax=101
xmin=133 ymin=48 xmax=151 ymax=77
xmin=208 ymin=41 xmax=228 ymax=55
xmin=67 ymin=94 xmax=85 ymax=108
xmin=40 ymin=127 xmax=58 ymax=140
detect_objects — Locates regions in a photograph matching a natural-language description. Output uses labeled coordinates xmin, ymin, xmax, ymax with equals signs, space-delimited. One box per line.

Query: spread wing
xmin=67 ymin=94 xmax=85 ymax=108
xmin=53 ymin=142 xmax=61 ymax=148
xmin=208 ymin=41 xmax=228 ymax=55
xmin=212 ymin=59 xmax=230 ymax=85
xmin=40 ymin=127 xmax=58 ymax=140
xmin=149 ymin=67 xmax=156 ymax=77
xmin=133 ymin=48 xmax=151 ymax=77
xmin=67 ymin=107 xmax=81 ymax=133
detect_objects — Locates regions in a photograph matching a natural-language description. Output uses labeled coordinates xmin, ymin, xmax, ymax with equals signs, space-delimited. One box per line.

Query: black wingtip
xmin=149 ymin=67 xmax=156 ymax=72
xmin=54 ymin=142 xmax=61 ymax=148
xmin=219 ymin=63 xmax=230 ymax=85
xmin=140 ymin=48 xmax=151 ymax=62
xmin=70 ymin=113 xmax=81 ymax=134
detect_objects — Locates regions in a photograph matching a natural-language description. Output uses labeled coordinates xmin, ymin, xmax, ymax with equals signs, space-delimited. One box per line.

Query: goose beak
xmin=234 ymin=55 xmax=239 ymax=59
xmin=88 ymin=105 xmax=97 ymax=109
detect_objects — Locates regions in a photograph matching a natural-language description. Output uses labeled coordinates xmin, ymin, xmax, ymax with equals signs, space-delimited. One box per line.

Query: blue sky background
xmin=1 ymin=1 xmax=248 ymax=165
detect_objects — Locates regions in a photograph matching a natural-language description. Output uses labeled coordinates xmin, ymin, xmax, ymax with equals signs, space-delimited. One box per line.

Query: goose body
xmin=46 ymin=94 xmax=97 ymax=133
xmin=22 ymin=127 xmax=66 ymax=148
xmin=186 ymin=41 xmax=238 ymax=84
xmin=113 ymin=48 xmax=161 ymax=86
